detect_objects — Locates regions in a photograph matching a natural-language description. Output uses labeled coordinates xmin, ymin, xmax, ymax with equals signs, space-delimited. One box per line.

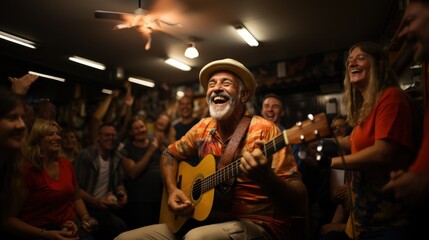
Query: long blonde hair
xmin=24 ymin=119 xmax=61 ymax=172
xmin=343 ymin=42 xmax=399 ymax=126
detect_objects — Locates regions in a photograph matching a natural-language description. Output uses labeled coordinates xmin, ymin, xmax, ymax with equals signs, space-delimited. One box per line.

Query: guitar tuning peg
xmin=296 ymin=121 xmax=302 ymax=127
xmin=313 ymin=129 xmax=320 ymax=138
xmin=307 ymin=114 xmax=314 ymax=121
xmin=315 ymin=153 xmax=322 ymax=161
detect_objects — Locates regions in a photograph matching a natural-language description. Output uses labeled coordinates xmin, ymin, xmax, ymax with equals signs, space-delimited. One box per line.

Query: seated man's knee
xmin=183 ymin=228 xmax=208 ymax=240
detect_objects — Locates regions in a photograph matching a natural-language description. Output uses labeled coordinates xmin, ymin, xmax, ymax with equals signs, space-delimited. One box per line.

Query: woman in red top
xmin=331 ymin=42 xmax=416 ymax=239
xmin=4 ymin=119 xmax=96 ymax=239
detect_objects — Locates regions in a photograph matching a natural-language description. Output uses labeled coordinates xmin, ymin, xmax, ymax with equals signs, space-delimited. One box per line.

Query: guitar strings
xmin=178 ymin=128 xmax=289 ymax=198
xmin=178 ymin=159 xmax=242 ymax=198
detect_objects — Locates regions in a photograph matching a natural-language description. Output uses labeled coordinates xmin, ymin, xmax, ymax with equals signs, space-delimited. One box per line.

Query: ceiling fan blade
xmin=145 ymin=32 xmax=152 ymax=50
xmin=158 ymin=19 xmax=181 ymax=27
xmin=145 ymin=0 xmax=183 ymax=23
xmin=94 ymin=10 xmax=129 ymax=21
xmin=95 ymin=10 xmax=140 ymax=30
xmin=136 ymin=26 xmax=153 ymax=50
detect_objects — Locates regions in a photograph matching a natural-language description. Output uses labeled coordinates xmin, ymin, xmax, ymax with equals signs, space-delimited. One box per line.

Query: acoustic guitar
xmin=159 ymin=113 xmax=330 ymax=233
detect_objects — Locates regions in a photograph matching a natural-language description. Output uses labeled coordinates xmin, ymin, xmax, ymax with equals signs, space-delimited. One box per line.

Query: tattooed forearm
xmin=165 ymin=156 xmax=175 ymax=167
xmin=162 ymin=152 xmax=178 ymax=168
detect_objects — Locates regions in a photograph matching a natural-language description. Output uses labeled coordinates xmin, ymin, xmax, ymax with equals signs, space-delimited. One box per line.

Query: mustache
xmin=209 ymin=92 xmax=230 ymax=100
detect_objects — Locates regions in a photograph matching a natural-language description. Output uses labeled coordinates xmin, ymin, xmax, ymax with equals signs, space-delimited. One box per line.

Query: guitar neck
xmin=201 ymin=133 xmax=287 ymax=193
xmin=199 ymin=112 xmax=329 ymax=195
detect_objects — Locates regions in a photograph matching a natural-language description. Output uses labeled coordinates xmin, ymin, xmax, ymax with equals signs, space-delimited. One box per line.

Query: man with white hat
xmin=115 ymin=58 xmax=307 ymax=240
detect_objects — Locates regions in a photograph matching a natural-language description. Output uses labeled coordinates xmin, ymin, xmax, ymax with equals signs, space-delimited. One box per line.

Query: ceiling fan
xmin=94 ymin=0 xmax=181 ymax=50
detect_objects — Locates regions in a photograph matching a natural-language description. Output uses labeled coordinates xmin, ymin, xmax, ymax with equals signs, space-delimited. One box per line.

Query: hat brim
xmin=199 ymin=59 xmax=256 ymax=97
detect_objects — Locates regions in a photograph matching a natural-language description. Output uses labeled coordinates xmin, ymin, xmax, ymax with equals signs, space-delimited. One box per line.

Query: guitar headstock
xmin=283 ymin=113 xmax=330 ymax=145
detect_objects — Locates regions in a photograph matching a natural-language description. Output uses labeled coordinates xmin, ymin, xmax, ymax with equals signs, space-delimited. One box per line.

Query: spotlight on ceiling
xmin=184 ymin=42 xmax=199 ymax=59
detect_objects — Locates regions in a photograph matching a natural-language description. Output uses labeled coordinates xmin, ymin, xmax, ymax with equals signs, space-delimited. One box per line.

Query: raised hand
xmin=8 ymin=73 xmax=39 ymax=95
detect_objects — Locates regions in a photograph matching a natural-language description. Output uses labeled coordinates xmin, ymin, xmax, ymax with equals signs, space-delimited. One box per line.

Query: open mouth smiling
xmin=212 ymin=95 xmax=229 ymax=105
xmin=265 ymin=114 xmax=275 ymax=120
xmin=350 ymin=68 xmax=363 ymax=76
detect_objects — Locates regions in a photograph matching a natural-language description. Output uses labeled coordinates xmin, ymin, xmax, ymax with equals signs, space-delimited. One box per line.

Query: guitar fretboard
xmin=199 ymin=133 xmax=287 ymax=193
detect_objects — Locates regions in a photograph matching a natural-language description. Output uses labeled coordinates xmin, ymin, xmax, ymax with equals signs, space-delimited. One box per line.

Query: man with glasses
xmin=75 ymin=123 xmax=128 ymax=239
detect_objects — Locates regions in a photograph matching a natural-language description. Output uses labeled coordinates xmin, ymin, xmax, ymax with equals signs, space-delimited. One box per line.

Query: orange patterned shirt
xmin=165 ymin=112 xmax=300 ymax=240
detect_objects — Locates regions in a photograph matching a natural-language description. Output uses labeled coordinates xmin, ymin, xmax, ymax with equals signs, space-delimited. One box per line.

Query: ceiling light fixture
xmin=28 ymin=71 xmax=65 ymax=82
xmin=101 ymin=89 xmax=113 ymax=94
xmin=184 ymin=42 xmax=199 ymax=59
xmin=0 ymin=30 xmax=36 ymax=49
xmin=68 ymin=55 xmax=106 ymax=70
xmin=164 ymin=58 xmax=191 ymax=71
xmin=128 ymin=76 xmax=155 ymax=88
xmin=234 ymin=25 xmax=259 ymax=47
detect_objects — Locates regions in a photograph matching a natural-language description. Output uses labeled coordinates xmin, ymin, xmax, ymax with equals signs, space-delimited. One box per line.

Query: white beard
xmin=207 ymin=92 xmax=239 ymax=120
xmin=209 ymin=102 xmax=233 ymax=120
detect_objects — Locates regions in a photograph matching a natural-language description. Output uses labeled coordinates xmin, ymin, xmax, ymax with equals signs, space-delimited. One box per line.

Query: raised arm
xmin=8 ymin=73 xmax=39 ymax=95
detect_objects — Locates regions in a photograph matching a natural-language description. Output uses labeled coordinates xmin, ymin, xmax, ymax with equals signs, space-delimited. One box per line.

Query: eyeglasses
xmin=346 ymin=54 xmax=368 ymax=65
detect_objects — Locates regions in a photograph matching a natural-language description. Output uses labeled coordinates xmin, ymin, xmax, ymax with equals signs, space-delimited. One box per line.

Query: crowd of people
xmin=1 ymin=1 xmax=429 ymax=239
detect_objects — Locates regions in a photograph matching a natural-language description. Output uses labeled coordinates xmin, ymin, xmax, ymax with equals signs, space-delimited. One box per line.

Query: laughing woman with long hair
xmin=4 ymin=119 xmax=96 ymax=239
xmin=331 ymin=42 xmax=417 ymax=239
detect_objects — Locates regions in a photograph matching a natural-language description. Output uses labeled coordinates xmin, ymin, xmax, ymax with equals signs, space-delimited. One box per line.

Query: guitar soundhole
xmin=191 ymin=178 xmax=202 ymax=201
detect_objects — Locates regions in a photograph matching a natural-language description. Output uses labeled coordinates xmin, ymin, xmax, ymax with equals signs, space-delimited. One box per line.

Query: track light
xmin=68 ymin=55 xmax=106 ymax=70
xmin=184 ymin=42 xmax=199 ymax=59
xmin=128 ymin=77 xmax=155 ymax=88
xmin=234 ymin=25 xmax=259 ymax=47
xmin=0 ymin=30 xmax=36 ymax=49
xmin=164 ymin=58 xmax=191 ymax=71
xmin=28 ymin=71 xmax=65 ymax=82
